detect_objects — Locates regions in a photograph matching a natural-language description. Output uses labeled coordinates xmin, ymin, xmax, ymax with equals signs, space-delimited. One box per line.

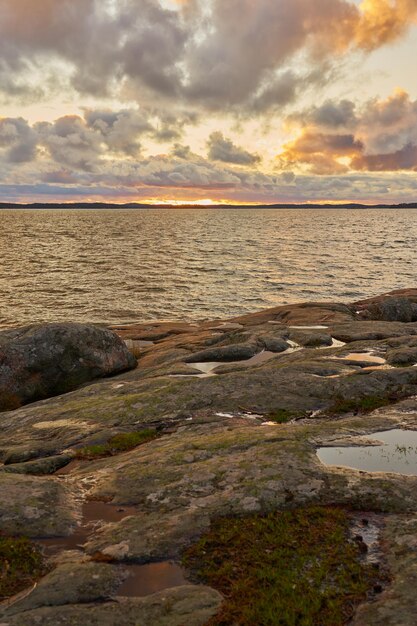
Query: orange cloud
xmin=306 ymin=0 xmax=417 ymax=56
xmin=278 ymin=90 xmax=417 ymax=174
xmin=355 ymin=0 xmax=417 ymax=50
xmin=278 ymin=131 xmax=364 ymax=174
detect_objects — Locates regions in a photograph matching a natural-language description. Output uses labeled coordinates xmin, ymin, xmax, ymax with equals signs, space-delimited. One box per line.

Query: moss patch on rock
xmin=327 ymin=393 xmax=403 ymax=416
xmin=75 ymin=429 xmax=158 ymax=460
xmin=183 ymin=507 xmax=384 ymax=626
xmin=0 ymin=535 xmax=46 ymax=601
xmin=268 ymin=409 xmax=307 ymax=424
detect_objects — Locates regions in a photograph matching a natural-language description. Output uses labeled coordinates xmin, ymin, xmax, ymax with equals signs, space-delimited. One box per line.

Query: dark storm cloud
xmin=304 ymin=100 xmax=358 ymax=128
xmin=207 ymin=132 xmax=261 ymax=165
xmin=1 ymin=0 xmax=417 ymax=111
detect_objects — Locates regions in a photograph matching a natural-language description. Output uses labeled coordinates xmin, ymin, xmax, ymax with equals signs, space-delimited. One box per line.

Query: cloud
xmin=207 ymin=132 xmax=261 ymax=165
xmin=35 ymin=115 xmax=103 ymax=171
xmin=354 ymin=0 xmax=417 ymax=50
xmin=279 ymin=90 xmax=417 ymax=173
xmin=83 ymin=109 xmax=151 ymax=156
xmin=296 ymin=99 xmax=358 ymax=129
xmin=1 ymin=0 xmax=416 ymax=112
xmin=0 ymin=117 xmax=37 ymax=163
xmin=2 ymin=170 xmax=417 ymax=204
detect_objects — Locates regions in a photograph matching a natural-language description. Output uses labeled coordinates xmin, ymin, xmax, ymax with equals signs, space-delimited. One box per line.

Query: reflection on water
xmin=117 ymin=562 xmax=189 ymax=597
xmin=37 ymin=501 xmax=138 ymax=556
xmin=317 ymin=429 xmax=417 ymax=475
xmin=189 ymin=350 xmax=276 ymax=377
xmin=0 ymin=208 xmax=416 ymax=328
xmin=329 ymin=352 xmax=386 ymax=364
xmin=35 ymin=499 xmax=190 ymax=599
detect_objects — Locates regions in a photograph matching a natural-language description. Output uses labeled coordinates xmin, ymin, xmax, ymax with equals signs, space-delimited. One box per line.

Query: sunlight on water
xmin=0 ymin=208 xmax=416 ymax=328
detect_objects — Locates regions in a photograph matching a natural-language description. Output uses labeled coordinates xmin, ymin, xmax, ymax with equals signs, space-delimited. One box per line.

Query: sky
xmin=1 ymin=0 xmax=417 ymax=204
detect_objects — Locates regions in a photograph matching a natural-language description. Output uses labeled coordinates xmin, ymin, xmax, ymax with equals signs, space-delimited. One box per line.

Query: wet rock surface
xmin=0 ymin=323 xmax=137 ymax=411
xmin=2 ymin=290 xmax=417 ymax=624
xmin=2 ymin=585 xmax=222 ymax=626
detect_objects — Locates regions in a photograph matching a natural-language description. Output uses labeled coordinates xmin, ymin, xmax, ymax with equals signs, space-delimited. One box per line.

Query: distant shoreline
xmin=1 ymin=202 xmax=417 ymax=210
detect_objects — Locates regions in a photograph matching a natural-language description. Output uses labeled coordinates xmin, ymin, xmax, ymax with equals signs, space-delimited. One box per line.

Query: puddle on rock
xmin=37 ymin=501 xmax=138 ymax=556
xmin=320 ymin=338 xmax=347 ymax=349
xmin=124 ymin=339 xmax=154 ymax=358
xmin=350 ymin=514 xmax=383 ymax=566
xmin=186 ymin=350 xmax=276 ymax=378
xmin=34 ymin=501 xmax=192 ymax=600
xmin=282 ymin=340 xmax=303 ymax=354
xmin=215 ymin=411 xmax=264 ymax=421
xmin=289 ymin=325 xmax=329 ymax=330
xmin=317 ymin=429 xmax=417 ymax=475
xmin=117 ymin=562 xmax=190 ymax=597
xmin=328 ymin=352 xmax=386 ymax=365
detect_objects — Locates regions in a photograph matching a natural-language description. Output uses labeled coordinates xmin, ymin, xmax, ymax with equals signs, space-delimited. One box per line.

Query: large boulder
xmin=0 ymin=323 xmax=137 ymax=411
xmin=366 ymin=297 xmax=417 ymax=323
xmin=354 ymin=294 xmax=417 ymax=323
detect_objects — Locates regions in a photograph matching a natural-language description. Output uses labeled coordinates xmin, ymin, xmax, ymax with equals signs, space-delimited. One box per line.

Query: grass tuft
xmin=0 ymin=535 xmax=46 ymax=601
xmin=183 ymin=507 xmax=386 ymax=626
xmin=268 ymin=409 xmax=306 ymax=424
xmin=75 ymin=428 xmax=158 ymax=460
xmin=328 ymin=394 xmax=401 ymax=416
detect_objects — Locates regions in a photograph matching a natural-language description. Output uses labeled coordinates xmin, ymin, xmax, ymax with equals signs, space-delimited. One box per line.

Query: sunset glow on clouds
xmin=1 ymin=0 xmax=417 ymax=203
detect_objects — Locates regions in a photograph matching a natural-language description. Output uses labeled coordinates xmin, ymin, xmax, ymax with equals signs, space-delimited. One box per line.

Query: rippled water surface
xmin=0 ymin=208 xmax=416 ymax=328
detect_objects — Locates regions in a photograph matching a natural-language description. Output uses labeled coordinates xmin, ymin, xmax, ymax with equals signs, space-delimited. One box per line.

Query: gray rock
xmin=0 ymin=323 xmax=137 ymax=411
xmin=298 ymin=333 xmax=333 ymax=347
xmin=185 ymin=343 xmax=259 ymax=363
xmin=0 ymin=453 xmax=73 ymax=474
xmin=352 ymin=515 xmax=417 ymax=626
xmin=4 ymin=291 xmax=417 ymax=626
xmin=258 ymin=336 xmax=290 ymax=352
xmin=1 ymin=561 xmax=124 ymax=617
xmin=4 ymin=585 xmax=223 ymax=626
xmin=365 ymin=297 xmax=417 ymax=323
xmin=386 ymin=347 xmax=417 ymax=366
xmin=0 ymin=473 xmax=78 ymax=537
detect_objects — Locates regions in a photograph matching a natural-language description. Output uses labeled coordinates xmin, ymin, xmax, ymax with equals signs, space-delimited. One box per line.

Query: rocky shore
xmin=2 ymin=289 xmax=417 ymax=624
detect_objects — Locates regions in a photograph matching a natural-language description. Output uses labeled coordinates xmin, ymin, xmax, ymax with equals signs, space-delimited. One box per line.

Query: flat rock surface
xmin=2 ymin=290 xmax=417 ymax=624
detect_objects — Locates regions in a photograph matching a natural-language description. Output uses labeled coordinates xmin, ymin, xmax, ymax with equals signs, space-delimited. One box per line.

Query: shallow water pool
xmin=317 ymin=429 xmax=417 ymax=475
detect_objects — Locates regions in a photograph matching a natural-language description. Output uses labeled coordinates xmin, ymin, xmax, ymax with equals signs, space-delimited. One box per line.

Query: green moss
xmin=268 ymin=409 xmax=304 ymax=424
xmin=0 ymin=535 xmax=46 ymax=600
xmin=75 ymin=428 xmax=158 ymax=460
xmin=183 ymin=507 xmax=385 ymax=626
xmin=328 ymin=395 xmax=397 ymax=415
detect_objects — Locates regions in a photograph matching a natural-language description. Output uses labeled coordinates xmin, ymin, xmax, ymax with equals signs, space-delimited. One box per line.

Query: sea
xmin=0 ymin=207 xmax=416 ymax=329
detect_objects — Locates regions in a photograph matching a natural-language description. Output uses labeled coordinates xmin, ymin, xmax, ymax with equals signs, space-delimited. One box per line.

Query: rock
xmin=233 ymin=302 xmax=355 ymax=326
xmin=4 ymin=585 xmax=223 ymax=626
xmin=0 ymin=453 xmax=73 ymax=474
xmin=386 ymin=347 xmax=417 ymax=367
xmin=352 ymin=515 xmax=417 ymax=626
xmin=4 ymin=291 xmax=417 ymax=625
xmin=185 ymin=343 xmax=259 ymax=363
xmin=360 ymin=297 xmax=417 ymax=323
xmin=296 ymin=333 xmax=333 ymax=347
xmin=0 ymin=473 xmax=78 ymax=537
xmin=0 ymin=323 xmax=137 ymax=411
xmin=79 ymin=416 xmax=417 ymax=564
xmin=258 ymin=336 xmax=290 ymax=352
xmin=1 ymin=561 xmax=124 ymax=617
